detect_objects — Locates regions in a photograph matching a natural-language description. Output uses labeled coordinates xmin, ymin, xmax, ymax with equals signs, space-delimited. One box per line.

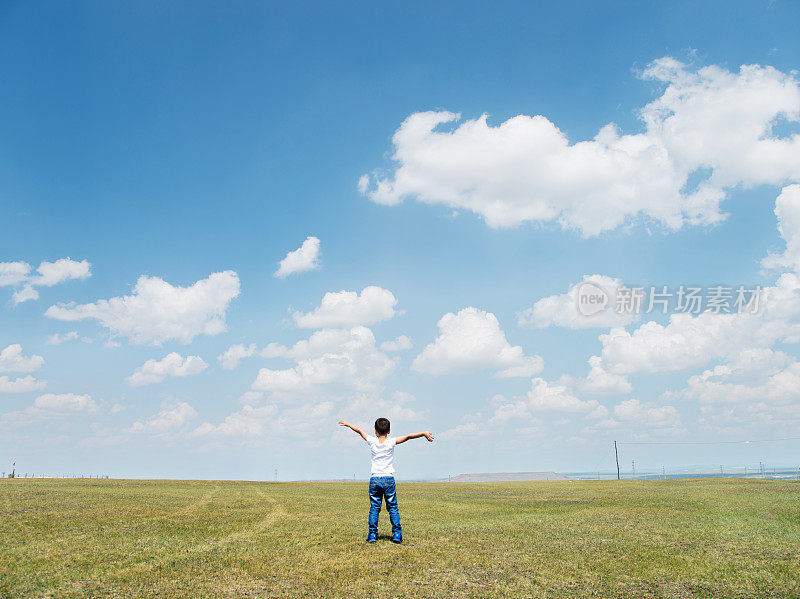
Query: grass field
xmin=1 ymin=478 xmax=799 ymax=598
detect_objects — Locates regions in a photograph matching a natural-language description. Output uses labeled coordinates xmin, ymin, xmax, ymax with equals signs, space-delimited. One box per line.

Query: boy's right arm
xmin=338 ymin=420 xmax=368 ymax=441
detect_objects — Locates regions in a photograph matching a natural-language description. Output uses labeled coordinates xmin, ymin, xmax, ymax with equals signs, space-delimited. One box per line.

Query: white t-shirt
xmin=366 ymin=435 xmax=396 ymax=476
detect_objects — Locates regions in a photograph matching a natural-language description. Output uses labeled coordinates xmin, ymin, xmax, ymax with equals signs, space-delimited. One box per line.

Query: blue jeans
xmin=368 ymin=476 xmax=401 ymax=536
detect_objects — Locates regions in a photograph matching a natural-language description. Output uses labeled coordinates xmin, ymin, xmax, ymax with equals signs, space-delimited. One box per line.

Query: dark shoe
xmin=392 ymin=533 xmax=403 ymax=544
xmin=366 ymin=533 xmax=377 ymax=543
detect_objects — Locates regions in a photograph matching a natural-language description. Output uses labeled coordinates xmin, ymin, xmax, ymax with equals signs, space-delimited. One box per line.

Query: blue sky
xmin=2 ymin=1 xmax=800 ymax=479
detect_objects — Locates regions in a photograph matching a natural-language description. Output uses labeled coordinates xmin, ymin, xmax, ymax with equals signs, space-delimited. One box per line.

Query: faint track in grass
xmin=112 ymin=486 xmax=288 ymax=580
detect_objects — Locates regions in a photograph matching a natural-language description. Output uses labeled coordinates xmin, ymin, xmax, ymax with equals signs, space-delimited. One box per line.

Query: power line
xmin=618 ymin=435 xmax=800 ymax=446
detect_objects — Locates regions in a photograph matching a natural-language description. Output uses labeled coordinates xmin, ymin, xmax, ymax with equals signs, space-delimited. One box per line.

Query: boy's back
xmin=365 ymin=434 xmax=396 ymax=476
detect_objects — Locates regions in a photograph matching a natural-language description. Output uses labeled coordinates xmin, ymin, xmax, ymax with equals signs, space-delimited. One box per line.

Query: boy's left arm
xmin=395 ymin=431 xmax=434 ymax=444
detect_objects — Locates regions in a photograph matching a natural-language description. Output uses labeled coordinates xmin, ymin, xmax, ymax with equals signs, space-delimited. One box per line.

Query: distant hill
xmin=448 ymin=472 xmax=570 ymax=482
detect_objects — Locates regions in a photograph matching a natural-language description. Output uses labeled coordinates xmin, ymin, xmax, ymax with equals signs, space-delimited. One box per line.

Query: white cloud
xmin=357 ymin=174 xmax=370 ymax=194
xmin=641 ymin=59 xmax=800 ymax=191
xmin=494 ymin=357 xmax=546 ymax=379
xmin=237 ymin=390 xmax=264 ymax=405
xmin=518 ymin=275 xmax=636 ymax=329
xmin=598 ymin=314 xmax=747 ymax=376
xmin=380 ymin=335 xmax=413 ymax=352
xmin=260 ymin=342 xmax=289 ymax=358
xmin=667 ymin=349 xmax=800 ymax=406
xmin=580 ymin=356 xmax=633 ymax=394
xmin=193 ymin=401 xmax=335 ymax=441
xmin=360 ymin=59 xmax=800 ymax=236
xmin=682 ymin=351 xmax=800 ymax=432
xmin=32 ymin=393 xmax=97 ymax=414
xmin=6 ymin=258 xmax=92 ymax=305
xmin=583 ymin=398 xmax=684 ymax=436
xmin=0 ymin=262 xmax=31 ymax=287
xmin=559 ymin=355 xmax=633 ymax=395
xmin=130 ymin=401 xmax=197 ymax=435
xmin=274 ymin=236 xmax=321 ymax=278
xmin=0 ymin=375 xmax=46 ymax=393
xmin=451 ymin=375 xmax=680 ymax=440
xmin=594 ymin=271 xmax=800 ymax=376
xmin=32 ymin=258 xmax=91 ymax=287
xmin=763 ymin=185 xmax=800 ymax=272
xmin=699 ymin=402 xmax=800 ymax=433
xmin=441 ymin=380 xmax=618 ymax=441
xmin=12 ymin=285 xmax=39 ymax=304
xmin=252 ymin=326 xmax=395 ymax=393
xmin=343 ymin=391 xmax=429 ymax=424
xmin=487 ymin=379 xmax=606 ymax=429
xmin=438 ymin=421 xmax=482 ymax=441
xmin=46 ymin=331 xmax=79 ymax=345
xmin=193 ymin=404 xmax=279 ymax=438
xmin=218 ymin=343 xmax=257 ymax=370
xmin=0 ymin=344 xmax=44 ymax=373
xmin=508 ymin=378 xmax=601 ymax=416
xmin=292 ymin=286 xmax=399 ymax=328
xmin=126 ymin=353 xmax=208 ymax=386
xmin=0 ymin=392 xmax=101 ymax=427
xmin=610 ymin=399 xmax=681 ymax=430
xmin=45 ymin=271 xmax=240 ymax=345
xmin=411 ymin=307 xmax=543 ymax=377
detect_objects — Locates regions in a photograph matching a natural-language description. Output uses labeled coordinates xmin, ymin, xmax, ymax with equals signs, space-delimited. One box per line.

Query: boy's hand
xmin=337 ymin=420 xmax=349 ymax=427
xmin=423 ymin=431 xmax=434 ymax=442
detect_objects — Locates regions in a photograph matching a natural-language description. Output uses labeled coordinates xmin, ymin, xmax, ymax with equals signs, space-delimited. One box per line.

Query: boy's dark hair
xmin=374 ymin=417 xmax=391 ymax=435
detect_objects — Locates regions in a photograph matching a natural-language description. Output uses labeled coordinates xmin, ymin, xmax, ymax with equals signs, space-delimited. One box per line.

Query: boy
xmin=338 ymin=417 xmax=434 ymax=543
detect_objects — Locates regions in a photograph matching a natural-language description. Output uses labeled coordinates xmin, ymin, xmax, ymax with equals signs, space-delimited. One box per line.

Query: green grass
xmin=1 ymin=478 xmax=799 ymax=598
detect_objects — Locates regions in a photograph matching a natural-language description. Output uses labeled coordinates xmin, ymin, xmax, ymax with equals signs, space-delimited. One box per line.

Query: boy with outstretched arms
xmin=338 ymin=417 xmax=434 ymax=543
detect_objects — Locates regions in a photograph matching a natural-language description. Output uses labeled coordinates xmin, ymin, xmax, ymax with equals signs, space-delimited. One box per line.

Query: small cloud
xmin=126 ymin=353 xmax=208 ymax=387
xmin=46 ymin=331 xmax=79 ymax=345
xmin=0 ymin=375 xmax=46 ymax=393
xmin=129 ymin=401 xmax=197 ymax=436
xmin=380 ymin=335 xmax=413 ymax=352
xmin=218 ymin=343 xmax=257 ymax=370
xmin=293 ymin=286 xmax=399 ymax=329
xmin=32 ymin=258 xmax=91 ymax=287
xmin=0 ymin=262 xmax=31 ymax=287
xmin=274 ymin=236 xmax=321 ymax=278
xmin=12 ymin=285 xmax=39 ymax=305
xmin=32 ymin=393 xmax=98 ymax=414
xmin=260 ymin=342 xmax=289 ymax=358
xmin=3 ymin=258 xmax=91 ymax=305
xmin=0 ymin=344 xmax=44 ymax=373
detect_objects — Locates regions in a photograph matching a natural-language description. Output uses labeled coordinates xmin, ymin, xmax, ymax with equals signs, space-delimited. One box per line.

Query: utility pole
xmin=614 ymin=441 xmax=620 ymax=480
xmin=632 ymin=460 xmax=635 ymax=477
xmin=274 ymin=468 xmax=278 ymax=482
